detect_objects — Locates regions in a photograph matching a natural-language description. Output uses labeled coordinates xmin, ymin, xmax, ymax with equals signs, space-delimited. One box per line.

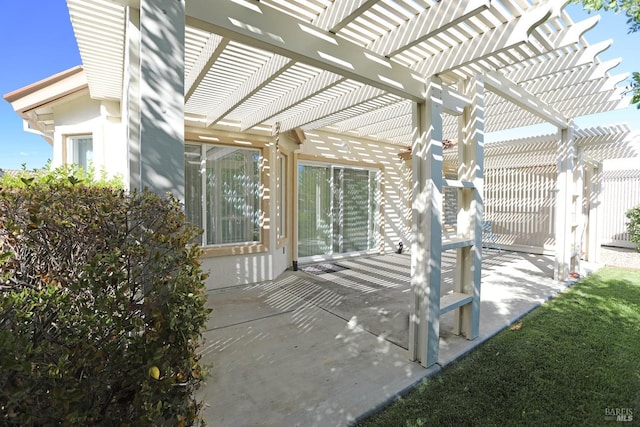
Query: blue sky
xmin=0 ymin=1 xmax=80 ymax=170
xmin=0 ymin=2 xmax=638 ymax=170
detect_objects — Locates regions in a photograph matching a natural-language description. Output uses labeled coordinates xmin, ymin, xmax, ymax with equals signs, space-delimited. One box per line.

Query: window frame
xmin=65 ymin=134 xmax=93 ymax=170
xmin=276 ymin=149 xmax=289 ymax=248
xmin=184 ymin=136 xmax=270 ymax=258
xmin=296 ymin=156 xmax=382 ymax=261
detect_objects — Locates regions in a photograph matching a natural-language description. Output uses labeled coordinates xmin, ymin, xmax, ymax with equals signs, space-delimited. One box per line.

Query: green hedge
xmin=0 ymin=162 xmax=124 ymax=189
xmin=627 ymin=204 xmax=640 ymax=251
xmin=0 ymin=170 xmax=210 ymax=426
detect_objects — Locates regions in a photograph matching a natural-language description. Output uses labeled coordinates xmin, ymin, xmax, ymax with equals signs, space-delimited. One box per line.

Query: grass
xmin=359 ymin=267 xmax=640 ymax=427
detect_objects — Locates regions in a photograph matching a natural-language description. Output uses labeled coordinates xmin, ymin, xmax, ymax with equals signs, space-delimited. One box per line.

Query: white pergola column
xmin=454 ymin=75 xmax=484 ymax=338
xmin=127 ymin=0 xmax=185 ymax=200
xmin=585 ymin=162 xmax=603 ymax=263
xmin=124 ymin=7 xmax=141 ymax=192
xmin=554 ymin=122 xmax=577 ymax=280
xmin=575 ymin=152 xmax=586 ymax=269
xmin=409 ymin=76 xmax=444 ymax=368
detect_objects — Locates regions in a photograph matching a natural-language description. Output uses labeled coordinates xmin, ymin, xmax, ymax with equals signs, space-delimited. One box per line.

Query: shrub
xmin=0 ymin=161 xmax=124 ymax=189
xmin=0 ymin=170 xmax=210 ymax=426
xmin=627 ymin=205 xmax=640 ymax=251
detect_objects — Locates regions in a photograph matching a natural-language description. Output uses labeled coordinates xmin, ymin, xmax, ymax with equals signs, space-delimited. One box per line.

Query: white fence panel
xmin=484 ymin=164 xmax=557 ymax=253
xmin=600 ymin=169 xmax=640 ymax=248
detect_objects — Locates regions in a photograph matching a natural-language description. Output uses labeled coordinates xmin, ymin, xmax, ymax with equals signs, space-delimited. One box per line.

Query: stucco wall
xmin=198 ymin=131 xmax=289 ymax=289
xmin=52 ymin=94 xmax=126 ymax=182
xmin=199 ymin=129 xmax=412 ymax=289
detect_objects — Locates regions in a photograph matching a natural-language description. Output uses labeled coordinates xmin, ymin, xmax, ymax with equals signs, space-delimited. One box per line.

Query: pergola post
xmin=124 ymin=7 xmax=141 ymax=193
xmin=574 ymin=151 xmax=586 ymax=270
xmin=585 ymin=162 xmax=603 ymax=263
xmin=554 ymin=121 xmax=577 ymax=281
xmin=453 ymin=75 xmax=484 ymax=338
xmin=409 ymin=76 xmax=444 ymax=368
xmin=126 ymin=0 xmax=186 ymax=200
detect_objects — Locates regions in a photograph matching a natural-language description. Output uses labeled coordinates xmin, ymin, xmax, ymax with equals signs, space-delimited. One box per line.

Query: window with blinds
xmin=66 ymin=135 xmax=93 ymax=170
xmin=184 ymin=143 xmax=261 ymax=246
xmin=298 ymin=162 xmax=379 ymax=258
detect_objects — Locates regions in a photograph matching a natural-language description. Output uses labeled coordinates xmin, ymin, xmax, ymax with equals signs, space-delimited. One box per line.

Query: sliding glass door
xmin=298 ymin=162 xmax=379 ymax=258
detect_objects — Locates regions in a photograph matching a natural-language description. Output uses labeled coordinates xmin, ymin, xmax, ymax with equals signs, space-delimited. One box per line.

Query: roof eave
xmin=3 ymin=65 xmax=85 ymax=105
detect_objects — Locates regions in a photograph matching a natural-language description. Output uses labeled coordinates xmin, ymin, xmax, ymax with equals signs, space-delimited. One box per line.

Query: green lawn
xmin=359 ymin=267 xmax=640 ymax=427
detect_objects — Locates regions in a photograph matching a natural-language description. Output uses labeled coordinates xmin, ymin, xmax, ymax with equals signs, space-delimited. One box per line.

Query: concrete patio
xmin=197 ymin=250 xmax=586 ymax=426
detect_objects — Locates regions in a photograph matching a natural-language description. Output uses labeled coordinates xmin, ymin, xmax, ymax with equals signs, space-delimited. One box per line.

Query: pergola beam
xmin=414 ymin=1 xmax=566 ymax=78
xmin=504 ymin=39 xmax=611 ymax=83
xmin=332 ymin=83 xmax=469 ymax=136
xmin=185 ymin=33 xmax=227 ymax=102
xmin=368 ymin=0 xmax=490 ymax=58
xmin=548 ymin=15 xmax=599 ymax=49
xmin=313 ymin=0 xmax=380 ymax=33
xmin=486 ymin=71 xmax=627 ymax=116
xmin=357 ymin=114 xmax=412 ymax=138
xmin=417 ymin=9 xmax=599 ymax=83
xmin=375 ymin=123 xmax=415 ymax=141
xmin=300 ymin=94 xmax=402 ymax=131
xmin=443 ymin=85 xmax=471 ymax=116
xmin=537 ymin=73 xmax=627 ymax=105
xmin=484 ymin=88 xmax=628 ymax=132
xmin=186 ymin=0 xmax=425 ymax=102
xmin=337 ymin=100 xmax=411 ymax=133
xmin=281 ymin=85 xmax=386 ymax=132
xmin=241 ymin=71 xmax=345 ymax=131
xmin=522 ymin=58 xmax=621 ymax=94
xmin=206 ymin=55 xmax=293 ymax=126
xmin=484 ymin=71 xmax=568 ymax=129
xmin=561 ymin=97 xmax=629 ymax=118
xmin=551 ymin=87 xmax=626 ymax=112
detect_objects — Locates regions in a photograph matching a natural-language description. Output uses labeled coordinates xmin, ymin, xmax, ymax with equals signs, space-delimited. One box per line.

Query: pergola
xmin=65 ymin=0 xmax=628 ymax=367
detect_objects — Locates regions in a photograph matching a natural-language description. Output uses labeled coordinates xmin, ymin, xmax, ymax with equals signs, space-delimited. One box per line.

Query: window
xmin=298 ymin=162 xmax=379 ymax=258
xmin=184 ymin=143 xmax=262 ymax=246
xmin=67 ymin=135 xmax=93 ymax=170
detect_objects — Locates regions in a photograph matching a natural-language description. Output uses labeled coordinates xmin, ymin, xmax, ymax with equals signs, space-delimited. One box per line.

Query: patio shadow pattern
xmin=198 ymin=250 xmax=566 ymax=426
